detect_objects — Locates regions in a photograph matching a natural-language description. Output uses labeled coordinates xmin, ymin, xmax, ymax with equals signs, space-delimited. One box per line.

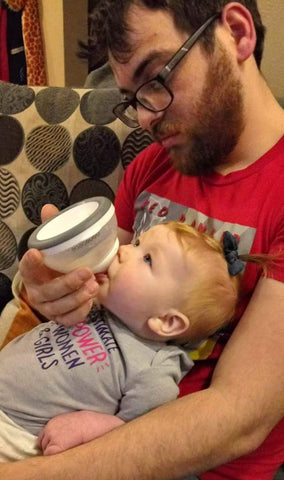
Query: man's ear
xmin=221 ymin=3 xmax=256 ymax=62
xmin=147 ymin=309 xmax=190 ymax=339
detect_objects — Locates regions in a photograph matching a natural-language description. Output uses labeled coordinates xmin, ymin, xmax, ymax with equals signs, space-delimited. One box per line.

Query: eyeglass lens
xmin=137 ymin=79 xmax=172 ymax=111
xmin=118 ymin=79 xmax=171 ymax=127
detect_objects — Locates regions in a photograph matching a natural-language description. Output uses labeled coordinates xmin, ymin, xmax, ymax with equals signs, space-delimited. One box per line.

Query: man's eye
xmin=123 ymin=94 xmax=136 ymax=108
xmin=143 ymin=254 xmax=152 ymax=266
xmin=134 ymin=238 xmax=140 ymax=247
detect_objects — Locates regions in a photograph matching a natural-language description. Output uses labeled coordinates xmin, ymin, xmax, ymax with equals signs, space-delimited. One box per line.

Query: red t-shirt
xmin=115 ymin=137 xmax=284 ymax=479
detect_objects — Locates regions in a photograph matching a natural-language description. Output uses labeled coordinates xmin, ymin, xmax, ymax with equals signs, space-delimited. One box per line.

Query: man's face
xmin=110 ymin=5 xmax=245 ymax=176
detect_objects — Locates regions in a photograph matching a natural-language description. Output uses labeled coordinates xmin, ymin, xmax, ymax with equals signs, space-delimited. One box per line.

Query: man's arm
xmin=1 ymin=276 xmax=283 ymax=479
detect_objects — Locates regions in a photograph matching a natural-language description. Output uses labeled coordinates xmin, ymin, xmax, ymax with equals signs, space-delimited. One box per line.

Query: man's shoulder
xmin=122 ymin=142 xmax=175 ymax=193
xmin=129 ymin=142 xmax=169 ymax=172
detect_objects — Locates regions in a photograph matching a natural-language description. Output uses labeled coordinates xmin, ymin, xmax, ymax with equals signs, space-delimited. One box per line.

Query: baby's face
xmin=97 ymin=224 xmax=199 ymax=340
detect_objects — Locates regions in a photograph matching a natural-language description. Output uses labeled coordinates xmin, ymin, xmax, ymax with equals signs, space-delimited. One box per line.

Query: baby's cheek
xmin=118 ymin=271 xmax=139 ymax=292
xmin=109 ymin=269 xmax=144 ymax=308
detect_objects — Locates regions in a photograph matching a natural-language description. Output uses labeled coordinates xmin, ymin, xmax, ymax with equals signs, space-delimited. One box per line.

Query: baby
xmin=0 ymin=222 xmax=254 ymax=462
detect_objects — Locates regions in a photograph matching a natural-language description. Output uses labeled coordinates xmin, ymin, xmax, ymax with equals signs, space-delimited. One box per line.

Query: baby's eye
xmin=134 ymin=238 xmax=140 ymax=247
xmin=143 ymin=254 xmax=152 ymax=266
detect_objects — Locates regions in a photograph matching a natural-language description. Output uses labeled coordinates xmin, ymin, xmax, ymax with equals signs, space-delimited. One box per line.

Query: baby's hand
xmin=39 ymin=411 xmax=125 ymax=455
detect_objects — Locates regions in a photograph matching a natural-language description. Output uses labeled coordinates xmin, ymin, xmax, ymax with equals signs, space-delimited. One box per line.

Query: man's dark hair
xmin=82 ymin=0 xmax=265 ymax=69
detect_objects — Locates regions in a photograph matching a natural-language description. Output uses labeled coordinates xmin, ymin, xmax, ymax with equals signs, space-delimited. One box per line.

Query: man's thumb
xmin=41 ymin=204 xmax=59 ymax=223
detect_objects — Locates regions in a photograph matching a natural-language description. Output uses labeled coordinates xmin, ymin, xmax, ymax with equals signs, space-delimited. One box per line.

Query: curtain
xmin=0 ymin=1 xmax=10 ymax=81
xmin=3 ymin=0 xmax=46 ymax=85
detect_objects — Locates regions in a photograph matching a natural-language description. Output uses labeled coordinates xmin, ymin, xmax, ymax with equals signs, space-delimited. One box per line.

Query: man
xmin=2 ymin=1 xmax=284 ymax=479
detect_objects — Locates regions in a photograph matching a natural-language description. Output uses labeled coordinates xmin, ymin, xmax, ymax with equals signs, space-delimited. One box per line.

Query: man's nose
xmin=137 ymin=105 xmax=164 ymax=132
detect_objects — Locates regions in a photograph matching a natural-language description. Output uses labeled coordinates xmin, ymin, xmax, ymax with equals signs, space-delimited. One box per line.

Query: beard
xmin=152 ymin=47 xmax=245 ymax=176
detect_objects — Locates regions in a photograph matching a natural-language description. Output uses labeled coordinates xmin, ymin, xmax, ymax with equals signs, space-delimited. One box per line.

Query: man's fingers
xmin=20 ymin=248 xmax=95 ymax=300
xmin=19 ymin=247 xmax=97 ymax=323
xmin=52 ymin=298 xmax=94 ymax=328
xmin=19 ymin=249 xmax=49 ymax=285
xmin=40 ymin=280 xmax=96 ymax=323
xmin=33 ymin=269 xmax=96 ymax=304
xmin=41 ymin=204 xmax=59 ymax=223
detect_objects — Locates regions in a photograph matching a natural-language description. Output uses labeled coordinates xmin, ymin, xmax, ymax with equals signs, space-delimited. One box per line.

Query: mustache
xmin=152 ymin=121 xmax=185 ymax=141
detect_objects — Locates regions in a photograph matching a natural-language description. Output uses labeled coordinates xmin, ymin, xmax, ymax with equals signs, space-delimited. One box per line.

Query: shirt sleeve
xmin=267 ymin=207 xmax=284 ymax=282
xmin=117 ymin=366 xmax=179 ymax=422
xmin=117 ymin=348 xmax=193 ymax=422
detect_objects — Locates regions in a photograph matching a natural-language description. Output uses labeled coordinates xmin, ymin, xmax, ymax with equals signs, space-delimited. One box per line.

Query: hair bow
xmin=223 ymin=231 xmax=245 ymax=276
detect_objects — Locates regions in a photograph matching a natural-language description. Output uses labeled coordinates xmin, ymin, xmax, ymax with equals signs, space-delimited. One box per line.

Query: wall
xmin=39 ymin=0 xmax=65 ymax=86
xmin=39 ymin=0 xmax=88 ymax=87
xmin=259 ymin=0 xmax=284 ymax=99
xmin=63 ymin=0 xmax=88 ymax=87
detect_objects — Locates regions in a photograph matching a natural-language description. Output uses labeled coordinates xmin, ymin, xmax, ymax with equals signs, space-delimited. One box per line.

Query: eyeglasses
xmin=113 ymin=13 xmax=220 ymax=128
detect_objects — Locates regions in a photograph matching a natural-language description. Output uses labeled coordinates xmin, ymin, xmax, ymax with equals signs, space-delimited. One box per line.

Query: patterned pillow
xmin=0 ymin=81 xmax=153 ymax=311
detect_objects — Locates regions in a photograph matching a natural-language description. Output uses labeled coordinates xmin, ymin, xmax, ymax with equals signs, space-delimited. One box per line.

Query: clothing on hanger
xmin=0 ymin=2 xmax=9 ymax=81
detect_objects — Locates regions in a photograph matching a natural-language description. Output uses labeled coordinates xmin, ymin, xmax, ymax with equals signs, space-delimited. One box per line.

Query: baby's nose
xmin=118 ymin=244 xmax=130 ymax=262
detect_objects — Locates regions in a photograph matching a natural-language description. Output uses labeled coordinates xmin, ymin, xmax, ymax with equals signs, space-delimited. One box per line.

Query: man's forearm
xmin=2 ymin=279 xmax=283 ymax=480
xmin=0 ymin=388 xmax=269 ymax=480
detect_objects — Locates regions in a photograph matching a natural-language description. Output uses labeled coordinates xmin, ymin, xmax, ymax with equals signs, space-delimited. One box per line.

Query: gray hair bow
xmin=223 ymin=231 xmax=245 ymax=276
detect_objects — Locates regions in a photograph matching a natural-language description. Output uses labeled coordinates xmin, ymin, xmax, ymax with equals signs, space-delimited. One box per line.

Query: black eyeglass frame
xmin=113 ymin=12 xmax=221 ymax=128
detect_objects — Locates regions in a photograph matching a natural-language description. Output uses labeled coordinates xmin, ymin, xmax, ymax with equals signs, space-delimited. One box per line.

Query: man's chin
xmin=170 ymin=146 xmax=216 ymax=177
xmin=169 ymin=145 xmax=196 ymax=175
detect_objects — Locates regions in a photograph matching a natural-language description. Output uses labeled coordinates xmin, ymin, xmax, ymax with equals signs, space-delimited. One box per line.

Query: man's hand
xmin=19 ymin=204 xmax=99 ymax=327
xmin=39 ymin=411 xmax=125 ymax=455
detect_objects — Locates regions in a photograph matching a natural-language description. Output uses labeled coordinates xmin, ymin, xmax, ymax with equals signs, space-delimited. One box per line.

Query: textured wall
xmin=39 ymin=0 xmax=88 ymax=87
xmin=63 ymin=0 xmax=88 ymax=87
xmin=258 ymin=0 xmax=284 ymax=99
xmin=39 ymin=0 xmax=65 ymax=86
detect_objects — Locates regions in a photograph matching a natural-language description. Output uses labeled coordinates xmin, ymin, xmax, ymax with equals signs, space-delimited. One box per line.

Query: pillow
xmin=0 ymin=81 xmax=153 ymax=312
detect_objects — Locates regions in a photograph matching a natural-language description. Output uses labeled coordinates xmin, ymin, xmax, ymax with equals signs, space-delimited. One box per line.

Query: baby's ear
xmin=147 ymin=309 xmax=190 ymax=339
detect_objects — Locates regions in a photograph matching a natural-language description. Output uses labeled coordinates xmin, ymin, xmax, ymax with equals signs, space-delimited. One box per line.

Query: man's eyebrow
xmin=132 ymin=52 xmax=158 ymax=81
xmin=118 ymin=50 xmax=171 ymax=96
xmin=132 ymin=49 xmax=171 ymax=82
